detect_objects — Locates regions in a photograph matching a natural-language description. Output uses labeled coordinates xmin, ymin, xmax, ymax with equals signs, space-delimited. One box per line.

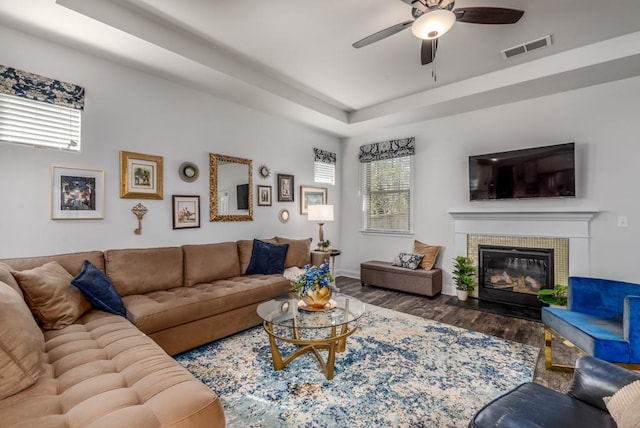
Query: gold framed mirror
xmin=209 ymin=153 xmax=253 ymax=221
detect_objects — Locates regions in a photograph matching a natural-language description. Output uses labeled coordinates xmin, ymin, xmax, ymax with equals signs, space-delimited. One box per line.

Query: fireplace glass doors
xmin=478 ymin=245 xmax=554 ymax=308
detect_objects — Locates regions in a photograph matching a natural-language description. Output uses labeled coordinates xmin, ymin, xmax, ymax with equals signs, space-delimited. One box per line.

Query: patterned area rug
xmin=175 ymin=302 xmax=539 ymax=427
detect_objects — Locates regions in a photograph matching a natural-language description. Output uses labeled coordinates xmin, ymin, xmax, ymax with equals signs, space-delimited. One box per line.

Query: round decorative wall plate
xmin=258 ymin=164 xmax=271 ymax=179
xmin=179 ymin=162 xmax=199 ymax=182
xmin=278 ymin=209 xmax=290 ymax=223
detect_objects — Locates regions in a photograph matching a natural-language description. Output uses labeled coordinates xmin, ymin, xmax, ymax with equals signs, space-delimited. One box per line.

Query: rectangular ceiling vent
xmin=501 ymin=35 xmax=552 ymax=59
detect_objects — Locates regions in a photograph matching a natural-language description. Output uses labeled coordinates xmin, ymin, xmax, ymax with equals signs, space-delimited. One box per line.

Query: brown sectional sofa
xmin=0 ymin=238 xmax=307 ymax=428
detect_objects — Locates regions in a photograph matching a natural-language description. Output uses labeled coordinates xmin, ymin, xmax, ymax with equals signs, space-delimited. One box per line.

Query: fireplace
xmin=478 ymin=245 xmax=554 ymax=308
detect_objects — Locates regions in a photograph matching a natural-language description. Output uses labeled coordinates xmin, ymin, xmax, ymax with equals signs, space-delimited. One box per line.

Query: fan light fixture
xmin=411 ymin=9 xmax=456 ymax=40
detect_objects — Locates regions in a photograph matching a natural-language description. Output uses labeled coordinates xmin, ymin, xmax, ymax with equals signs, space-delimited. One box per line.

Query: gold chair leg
xmin=544 ymin=327 xmax=575 ymax=372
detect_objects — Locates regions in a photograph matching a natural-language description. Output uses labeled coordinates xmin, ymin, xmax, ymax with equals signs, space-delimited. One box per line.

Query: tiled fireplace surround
xmin=448 ymin=210 xmax=598 ymax=297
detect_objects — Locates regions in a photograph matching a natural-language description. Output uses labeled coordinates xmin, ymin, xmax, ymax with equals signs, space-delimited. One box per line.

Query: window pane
xmin=314 ymin=161 xmax=335 ymax=185
xmin=0 ymin=94 xmax=81 ymax=151
xmin=361 ymin=156 xmax=412 ymax=233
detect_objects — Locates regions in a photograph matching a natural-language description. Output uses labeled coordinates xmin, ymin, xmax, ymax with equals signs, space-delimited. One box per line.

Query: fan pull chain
xmin=431 ymin=39 xmax=437 ymax=82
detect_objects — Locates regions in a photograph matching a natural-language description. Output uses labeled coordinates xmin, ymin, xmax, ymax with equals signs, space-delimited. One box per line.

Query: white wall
xmin=341 ymin=76 xmax=640 ymax=286
xmin=0 ymin=25 xmax=341 ymax=258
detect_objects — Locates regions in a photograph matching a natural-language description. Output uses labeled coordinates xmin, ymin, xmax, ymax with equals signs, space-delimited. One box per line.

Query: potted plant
xmin=453 ymin=256 xmax=475 ymax=302
xmin=292 ymin=261 xmax=338 ymax=309
xmin=537 ymin=285 xmax=568 ymax=308
xmin=317 ymin=239 xmax=331 ymax=252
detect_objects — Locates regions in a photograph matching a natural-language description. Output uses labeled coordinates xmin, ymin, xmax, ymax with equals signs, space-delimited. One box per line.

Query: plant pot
xmin=456 ymin=290 xmax=469 ymax=302
xmin=301 ymin=286 xmax=333 ymax=308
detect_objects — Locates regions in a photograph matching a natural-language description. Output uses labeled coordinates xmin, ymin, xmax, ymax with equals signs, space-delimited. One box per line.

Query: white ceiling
xmin=2 ymin=0 xmax=640 ymax=137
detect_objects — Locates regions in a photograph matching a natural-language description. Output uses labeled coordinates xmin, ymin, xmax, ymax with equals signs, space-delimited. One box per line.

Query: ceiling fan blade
xmin=453 ymin=7 xmax=524 ymax=24
xmin=421 ymin=38 xmax=438 ymax=65
xmin=353 ymin=20 xmax=414 ymax=48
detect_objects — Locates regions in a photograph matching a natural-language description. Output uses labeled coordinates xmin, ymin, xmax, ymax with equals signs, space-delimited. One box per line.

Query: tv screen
xmin=236 ymin=184 xmax=249 ymax=209
xmin=469 ymin=143 xmax=575 ymax=201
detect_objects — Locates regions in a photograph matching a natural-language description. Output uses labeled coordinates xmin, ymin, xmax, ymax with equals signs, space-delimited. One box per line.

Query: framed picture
xmin=172 ymin=195 xmax=200 ymax=229
xmin=277 ymin=173 xmax=294 ymax=202
xmin=51 ymin=166 xmax=104 ymax=220
xmin=120 ymin=151 xmax=164 ymax=199
xmin=257 ymin=185 xmax=272 ymax=206
xmin=300 ymin=186 xmax=328 ymax=214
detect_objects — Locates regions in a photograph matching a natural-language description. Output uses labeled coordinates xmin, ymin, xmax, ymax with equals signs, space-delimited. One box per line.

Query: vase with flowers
xmin=293 ymin=261 xmax=338 ymax=310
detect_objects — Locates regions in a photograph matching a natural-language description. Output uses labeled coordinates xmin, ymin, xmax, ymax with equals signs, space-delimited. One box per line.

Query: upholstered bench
xmin=360 ymin=260 xmax=442 ymax=297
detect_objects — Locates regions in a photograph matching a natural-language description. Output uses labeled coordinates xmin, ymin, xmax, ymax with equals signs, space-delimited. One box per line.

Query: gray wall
xmin=340 ymin=75 xmax=640 ymax=287
xmin=0 ymin=24 xmax=341 ymax=258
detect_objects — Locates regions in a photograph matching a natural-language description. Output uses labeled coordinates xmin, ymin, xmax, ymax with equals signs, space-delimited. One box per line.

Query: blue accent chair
xmin=542 ymin=276 xmax=640 ymax=370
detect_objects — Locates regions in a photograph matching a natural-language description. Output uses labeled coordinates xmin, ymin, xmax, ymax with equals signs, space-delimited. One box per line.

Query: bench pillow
xmin=413 ymin=240 xmax=441 ymax=270
xmin=392 ymin=252 xmax=424 ymax=270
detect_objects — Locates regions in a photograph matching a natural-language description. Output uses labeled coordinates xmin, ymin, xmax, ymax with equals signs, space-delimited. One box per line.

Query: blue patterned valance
xmin=313 ymin=148 xmax=336 ymax=165
xmin=0 ymin=65 xmax=85 ymax=110
xmin=358 ymin=137 xmax=415 ymax=163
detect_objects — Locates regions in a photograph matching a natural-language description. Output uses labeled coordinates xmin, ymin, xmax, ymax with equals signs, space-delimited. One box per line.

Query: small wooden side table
xmin=311 ymin=249 xmax=341 ymax=276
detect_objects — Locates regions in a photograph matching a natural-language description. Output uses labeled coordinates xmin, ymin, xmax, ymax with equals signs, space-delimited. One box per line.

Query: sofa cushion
xmin=413 ymin=240 xmax=441 ymax=270
xmin=105 ymin=247 xmax=183 ymax=296
xmin=246 ymin=240 xmax=288 ymax=275
xmin=12 ymin=261 xmax=91 ymax=330
xmin=71 ymin=260 xmax=126 ymax=317
xmin=123 ymin=275 xmax=291 ymax=335
xmin=392 ymin=252 xmax=424 ymax=270
xmin=470 ymin=382 xmax=615 ymax=428
xmin=237 ymin=238 xmax=278 ymax=274
xmin=0 ymin=262 xmax=22 ymax=298
xmin=0 ymin=251 xmax=105 ymax=276
xmin=0 ymin=281 xmax=44 ymax=400
xmin=276 ymin=237 xmax=312 ymax=268
xmin=183 ymin=242 xmax=241 ymax=286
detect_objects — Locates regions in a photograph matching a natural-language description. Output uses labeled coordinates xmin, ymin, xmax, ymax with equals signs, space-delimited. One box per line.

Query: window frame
xmin=360 ymin=155 xmax=414 ymax=235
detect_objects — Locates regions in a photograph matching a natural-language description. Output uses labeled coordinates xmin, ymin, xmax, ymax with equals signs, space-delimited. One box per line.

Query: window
xmin=313 ymin=148 xmax=336 ymax=185
xmin=0 ymin=65 xmax=84 ymax=151
xmin=359 ymin=138 xmax=415 ymax=234
xmin=314 ymin=161 xmax=335 ymax=185
xmin=0 ymin=94 xmax=81 ymax=151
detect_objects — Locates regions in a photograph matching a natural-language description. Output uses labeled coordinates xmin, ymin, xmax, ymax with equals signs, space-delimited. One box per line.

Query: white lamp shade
xmin=308 ymin=204 xmax=334 ymax=222
xmin=411 ymin=9 xmax=456 ymax=40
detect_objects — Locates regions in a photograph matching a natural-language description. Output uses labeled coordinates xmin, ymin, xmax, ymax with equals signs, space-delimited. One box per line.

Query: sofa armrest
xmin=568 ymin=356 xmax=640 ymax=411
xmin=624 ymin=295 xmax=640 ymax=361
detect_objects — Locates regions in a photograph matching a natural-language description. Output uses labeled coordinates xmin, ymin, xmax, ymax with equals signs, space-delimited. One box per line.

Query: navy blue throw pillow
xmin=245 ymin=240 xmax=289 ymax=275
xmin=71 ymin=260 xmax=126 ymax=317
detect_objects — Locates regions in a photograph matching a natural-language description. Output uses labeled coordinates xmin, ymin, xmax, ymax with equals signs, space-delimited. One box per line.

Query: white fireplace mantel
xmin=449 ymin=209 xmax=599 ymax=277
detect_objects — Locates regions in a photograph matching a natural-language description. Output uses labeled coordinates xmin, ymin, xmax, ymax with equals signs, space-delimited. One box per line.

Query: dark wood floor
xmin=337 ymin=276 xmax=578 ymax=392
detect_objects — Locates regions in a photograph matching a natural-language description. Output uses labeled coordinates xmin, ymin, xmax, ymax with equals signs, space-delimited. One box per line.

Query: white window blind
xmin=0 ymin=93 xmax=81 ymax=151
xmin=361 ymin=155 xmax=413 ymax=233
xmin=314 ymin=161 xmax=335 ymax=185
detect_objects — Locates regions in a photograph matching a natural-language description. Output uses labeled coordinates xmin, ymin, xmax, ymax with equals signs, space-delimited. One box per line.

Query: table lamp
xmin=308 ymin=204 xmax=334 ymax=249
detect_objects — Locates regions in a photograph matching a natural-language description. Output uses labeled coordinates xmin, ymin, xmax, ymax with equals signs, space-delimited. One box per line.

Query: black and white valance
xmin=0 ymin=65 xmax=85 ymax=110
xmin=358 ymin=137 xmax=415 ymax=163
xmin=313 ymin=148 xmax=336 ymax=165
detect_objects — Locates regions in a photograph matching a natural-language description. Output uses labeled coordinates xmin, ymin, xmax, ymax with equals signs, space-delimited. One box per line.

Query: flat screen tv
xmin=469 ymin=142 xmax=576 ymax=201
xmin=236 ymin=183 xmax=249 ymax=209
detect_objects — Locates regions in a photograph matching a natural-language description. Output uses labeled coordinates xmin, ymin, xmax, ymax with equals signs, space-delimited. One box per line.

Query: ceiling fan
xmin=353 ymin=0 xmax=524 ymax=67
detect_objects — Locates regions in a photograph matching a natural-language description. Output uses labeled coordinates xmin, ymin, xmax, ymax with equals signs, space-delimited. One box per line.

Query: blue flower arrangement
xmin=293 ymin=261 xmax=337 ymax=298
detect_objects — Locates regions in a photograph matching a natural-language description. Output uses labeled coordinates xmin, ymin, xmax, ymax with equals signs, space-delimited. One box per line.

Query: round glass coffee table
xmin=256 ymin=293 xmax=366 ymax=380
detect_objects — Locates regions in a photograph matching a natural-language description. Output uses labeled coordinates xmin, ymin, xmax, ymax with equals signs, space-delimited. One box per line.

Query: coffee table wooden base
xmin=263 ymin=320 xmax=359 ymax=380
